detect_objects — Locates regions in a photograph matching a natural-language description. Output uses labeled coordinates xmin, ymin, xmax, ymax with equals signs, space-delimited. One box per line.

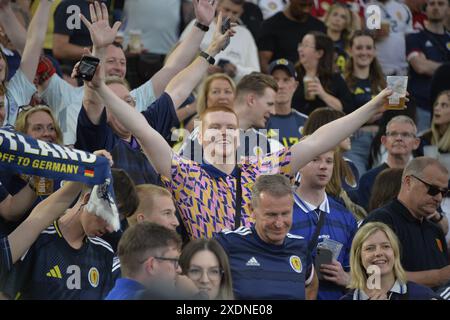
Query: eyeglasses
xmin=385 ymin=131 xmax=416 ymax=139
xmin=139 ymin=256 xmax=180 ymax=269
xmin=298 ymin=44 xmax=315 ymax=50
xmin=187 ymin=267 xmax=224 ymax=281
xmin=154 ymin=256 xmax=180 ymax=269
xmin=410 ymin=175 xmax=449 ymax=197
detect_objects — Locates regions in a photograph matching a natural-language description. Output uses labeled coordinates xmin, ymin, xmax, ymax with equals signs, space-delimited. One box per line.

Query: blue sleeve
xmin=0 ymin=236 xmax=12 ymax=280
xmin=213 ymin=232 xmax=230 ymax=254
xmin=75 ymin=106 xmax=118 ymax=152
xmin=141 ymin=92 xmax=180 ymax=142
xmin=355 ymin=173 xmax=372 ymax=210
xmin=406 ymin=33 xmax=423 ymax=56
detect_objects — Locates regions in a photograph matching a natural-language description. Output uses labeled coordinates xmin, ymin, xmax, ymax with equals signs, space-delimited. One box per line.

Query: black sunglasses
xmin=410 ymin=175 xmax=449 ymax=197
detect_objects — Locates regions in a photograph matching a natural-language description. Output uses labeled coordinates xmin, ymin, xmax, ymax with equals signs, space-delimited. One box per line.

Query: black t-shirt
xmin=291 ymin=73 xmax=352 ymax=115
xmin=346 ymin=77 xmax=374 ymax=114
xmin=364 ymin=199 xmax=449 ymax=274
xmin=53 ymin=0 xmax=103 ymax=47
xmin=257 ymin=12 xmax=326 ymax=63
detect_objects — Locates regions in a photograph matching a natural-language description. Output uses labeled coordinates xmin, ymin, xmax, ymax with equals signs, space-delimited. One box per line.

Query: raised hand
xmin=193 ymin=0 xmax=218 ymax=26
xmin=80 ymin=1 xmax=121 ymax=50
xmin=205 ymin=12 xmax=236 ymax=56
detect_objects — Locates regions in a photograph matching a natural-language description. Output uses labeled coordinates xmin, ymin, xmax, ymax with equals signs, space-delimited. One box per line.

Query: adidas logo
xmin=425 ymin=40 xmax=433 ymax=47
xmin=46 ymin=265 xmax=62 ymax=279
xmin=246 ymin=257 xmax=260 ymax=267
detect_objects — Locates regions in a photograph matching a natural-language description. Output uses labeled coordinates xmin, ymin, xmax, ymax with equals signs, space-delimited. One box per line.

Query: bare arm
xmin=151 ymin=0 xmax=217 ymax=99
xmin=259 ymin=50 xmax=273 ymax=74
xmin=7 ymin=181 xmax=83 ymax=264
xmin=19 ymin=0 xmax=52 ymax=83
xmin=0 ymin=184 xmax=36 ymax=222
xmin=53 ymin=34 xmax=87 ymax=61
xmin=305 ymin=269 xmax=319 ymax=300
xmin=408 ymin=53 xmax=442 ymax=77
xmin=80 ymin=2 xmax=121 ymax=125
xmin=0 ymin=0 xmax=27 ymax=54
xmin=406 ymin=265 xmax=450 ymax=288
xmin=289 ymin=89 xmax=392 ymax=175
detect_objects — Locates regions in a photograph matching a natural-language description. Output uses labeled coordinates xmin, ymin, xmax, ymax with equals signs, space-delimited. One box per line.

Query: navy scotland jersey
xmin=291 ymin=193 xmax=357 ymax=300
xmin=215 ymin=226 xmax=313 ymax=300
xmin=266 ymin=110 xmax=308 ymax=148
xmin=1 ymin=221 xmax=119 ymax=300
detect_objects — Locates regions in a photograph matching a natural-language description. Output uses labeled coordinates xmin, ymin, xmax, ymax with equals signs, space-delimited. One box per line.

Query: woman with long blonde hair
xmin=341 ymin=222 xmax=440 ymax=300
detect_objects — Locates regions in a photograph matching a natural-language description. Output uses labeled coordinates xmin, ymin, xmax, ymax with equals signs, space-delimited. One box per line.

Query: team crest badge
xmin=447 ymin=42 xmax=450 ymax=50
xmin=290 ymin=255 xmax=303 ymax=273
xmin=88 ymin=267 xmax=100 ymax=288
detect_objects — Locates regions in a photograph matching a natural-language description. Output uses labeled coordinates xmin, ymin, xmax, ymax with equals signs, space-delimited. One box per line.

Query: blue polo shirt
xmin=291 ymin=192 xmax=357 ymax=300
xmin=105 ymin=278 xmax=146 ymax=300
xmin=215 ymin=226 xmax=313 ymax=300
xmin=351 ymin=163 xmax=389 ymax=210
xmin=75 ymin=92 xmax=180 ymax=185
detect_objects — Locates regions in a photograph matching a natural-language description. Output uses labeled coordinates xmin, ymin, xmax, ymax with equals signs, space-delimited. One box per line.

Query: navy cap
xmin=268 ymin=59 xmax=297 ymax=78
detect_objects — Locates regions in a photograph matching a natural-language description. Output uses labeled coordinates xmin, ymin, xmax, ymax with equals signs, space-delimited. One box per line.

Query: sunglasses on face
xmin=410 ymin=175 xmax=449 ymax=197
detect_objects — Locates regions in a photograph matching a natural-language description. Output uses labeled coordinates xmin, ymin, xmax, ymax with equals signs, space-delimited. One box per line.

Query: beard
xmin=289 ymin=5 xmax=308 ymax=22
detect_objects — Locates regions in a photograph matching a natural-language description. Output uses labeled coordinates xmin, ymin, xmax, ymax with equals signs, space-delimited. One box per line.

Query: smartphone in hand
xmin=221 ymin=17 xmax=231 ymax=51
xmin=314 ymin=247 xmax=333 ymax=280
xmin=76 ymin=55 xmax=100 ymax=81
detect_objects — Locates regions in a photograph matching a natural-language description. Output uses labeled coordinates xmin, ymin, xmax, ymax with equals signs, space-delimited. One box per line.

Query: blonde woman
xmin=341 ymin=222 xmax=440 ymax=300
xmin=418 ymin=90 xmax=450 ymax=173
xmin=181 ymin=73 xmax=236 ymax=133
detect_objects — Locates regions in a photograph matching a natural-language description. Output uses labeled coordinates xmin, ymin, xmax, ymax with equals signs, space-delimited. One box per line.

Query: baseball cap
xmin=268 ymin=59 xmax=297 ymax=78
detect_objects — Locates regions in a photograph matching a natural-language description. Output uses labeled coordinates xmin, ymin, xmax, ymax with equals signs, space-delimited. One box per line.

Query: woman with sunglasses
xmin=341 ymin=222 xmax=441 ymax=300
xmin=179 ymin=238 xmax=234 ymax=300
xmin=0 ymin=1 xmax=52 ymax=126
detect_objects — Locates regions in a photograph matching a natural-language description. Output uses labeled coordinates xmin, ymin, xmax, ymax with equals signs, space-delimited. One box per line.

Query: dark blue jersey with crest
xmin=0 ymin=221 xmax=119 ymax=300
xmin=215 ymin=226 xmax=313 ymax=300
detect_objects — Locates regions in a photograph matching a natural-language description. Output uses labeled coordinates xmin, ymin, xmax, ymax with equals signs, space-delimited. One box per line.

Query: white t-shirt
xmin=4 ymin=69 xmax=36 ymax=126
xmin=180 ymin=19 xmax=260 ymax=82
xmin=40 ymin=75 xmax=155 ymax=145
xmin=365 ymin=0 xmax=414 ymax=75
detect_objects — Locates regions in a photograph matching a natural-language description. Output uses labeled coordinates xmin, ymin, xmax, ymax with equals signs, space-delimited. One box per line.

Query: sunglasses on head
xmin=410 ymin=175 xmax=449 ymax=197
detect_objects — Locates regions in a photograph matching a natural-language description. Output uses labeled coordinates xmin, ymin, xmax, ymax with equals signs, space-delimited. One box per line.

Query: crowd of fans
xmin=0 ymin=0 xmax=449 ymax=300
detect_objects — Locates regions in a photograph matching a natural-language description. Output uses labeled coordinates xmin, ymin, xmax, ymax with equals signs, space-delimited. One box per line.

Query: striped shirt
xmin=161 ymin=148 xmax=292 ymax=239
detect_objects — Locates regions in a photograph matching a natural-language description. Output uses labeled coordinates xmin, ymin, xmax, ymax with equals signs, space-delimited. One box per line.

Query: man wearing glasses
xmin=364 ymin=157 xmax=450 ymax=299
xmin=106 ymin=222 xmax=197 ymax=300
xmin=352 ymin=115 xmax=420 ymax=210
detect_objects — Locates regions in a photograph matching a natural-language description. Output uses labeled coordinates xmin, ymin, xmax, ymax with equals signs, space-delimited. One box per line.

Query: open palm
xmin=80 ymin=2 xmax=121 ymax=49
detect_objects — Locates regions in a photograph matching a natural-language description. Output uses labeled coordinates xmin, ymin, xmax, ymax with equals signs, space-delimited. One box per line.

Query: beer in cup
xmin=385 ymin=76 xmax=408 ymax=110
xmin=303 ymin=75 xmax=316 ymax=101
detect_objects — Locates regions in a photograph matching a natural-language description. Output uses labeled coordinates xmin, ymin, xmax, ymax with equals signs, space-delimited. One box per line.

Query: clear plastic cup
xmin=318 ymin=238 xmax=343 ymax=260
xmin=385 ymin=76 xmax=408 ymax=110
xmin=303 ymin=75 xmax=316 ymax=101
xmin=128 ymin=29 xmax=142 ymax=53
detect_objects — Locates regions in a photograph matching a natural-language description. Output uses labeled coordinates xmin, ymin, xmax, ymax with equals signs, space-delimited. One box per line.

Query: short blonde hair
xmin=197 ymin=73 xmax=236 ymax=115
xmin=127 ymin=184 xmax=173 ymax=226
xmin=348 ymin=222 xmax=406 ymax=290
xmin=15 ymin=105 xmax=63 ymax=145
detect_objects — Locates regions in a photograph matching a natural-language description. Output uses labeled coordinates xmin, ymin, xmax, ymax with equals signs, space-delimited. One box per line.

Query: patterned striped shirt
xmin=161 ymin=148 xmax=292 ymax=239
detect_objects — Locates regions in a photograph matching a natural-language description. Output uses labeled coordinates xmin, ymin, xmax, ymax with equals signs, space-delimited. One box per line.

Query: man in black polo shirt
xmin=364 ymin=157 xmax=450 ymax=297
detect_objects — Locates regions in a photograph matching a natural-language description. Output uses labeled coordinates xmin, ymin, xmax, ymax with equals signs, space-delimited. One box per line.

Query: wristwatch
xmin=194 ymin=21 xmax=209 ymax=32
xmin=199 ymin=51 xmax=215 ymax=65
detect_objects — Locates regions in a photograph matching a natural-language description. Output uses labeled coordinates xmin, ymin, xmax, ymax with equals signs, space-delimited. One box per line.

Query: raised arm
xmin=80 ymin=2 xmax=121 ymax=124
xmin=0 ymin=0 xmax=27 ymax=55
xmin=7 ymin=181 xmax=83 ymax=263
xmin=18 ymin=0 xmax=52 ymax=83
xmin=150 ymin=0 xmax=217 ymax=98
xmin=288 ymin=89 xmax=392 ymax=175
xmin=0 ymin=183 xmax=37 ymax=222
xmin=406 ymin=266 xmax=450 ymax=288
xmin=165 ymin=13 xmax=233 ymax=109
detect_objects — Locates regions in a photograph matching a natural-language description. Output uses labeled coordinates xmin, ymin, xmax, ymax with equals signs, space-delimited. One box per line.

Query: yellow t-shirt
xmin=30 ymin=0 xmax=62 ymax=50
